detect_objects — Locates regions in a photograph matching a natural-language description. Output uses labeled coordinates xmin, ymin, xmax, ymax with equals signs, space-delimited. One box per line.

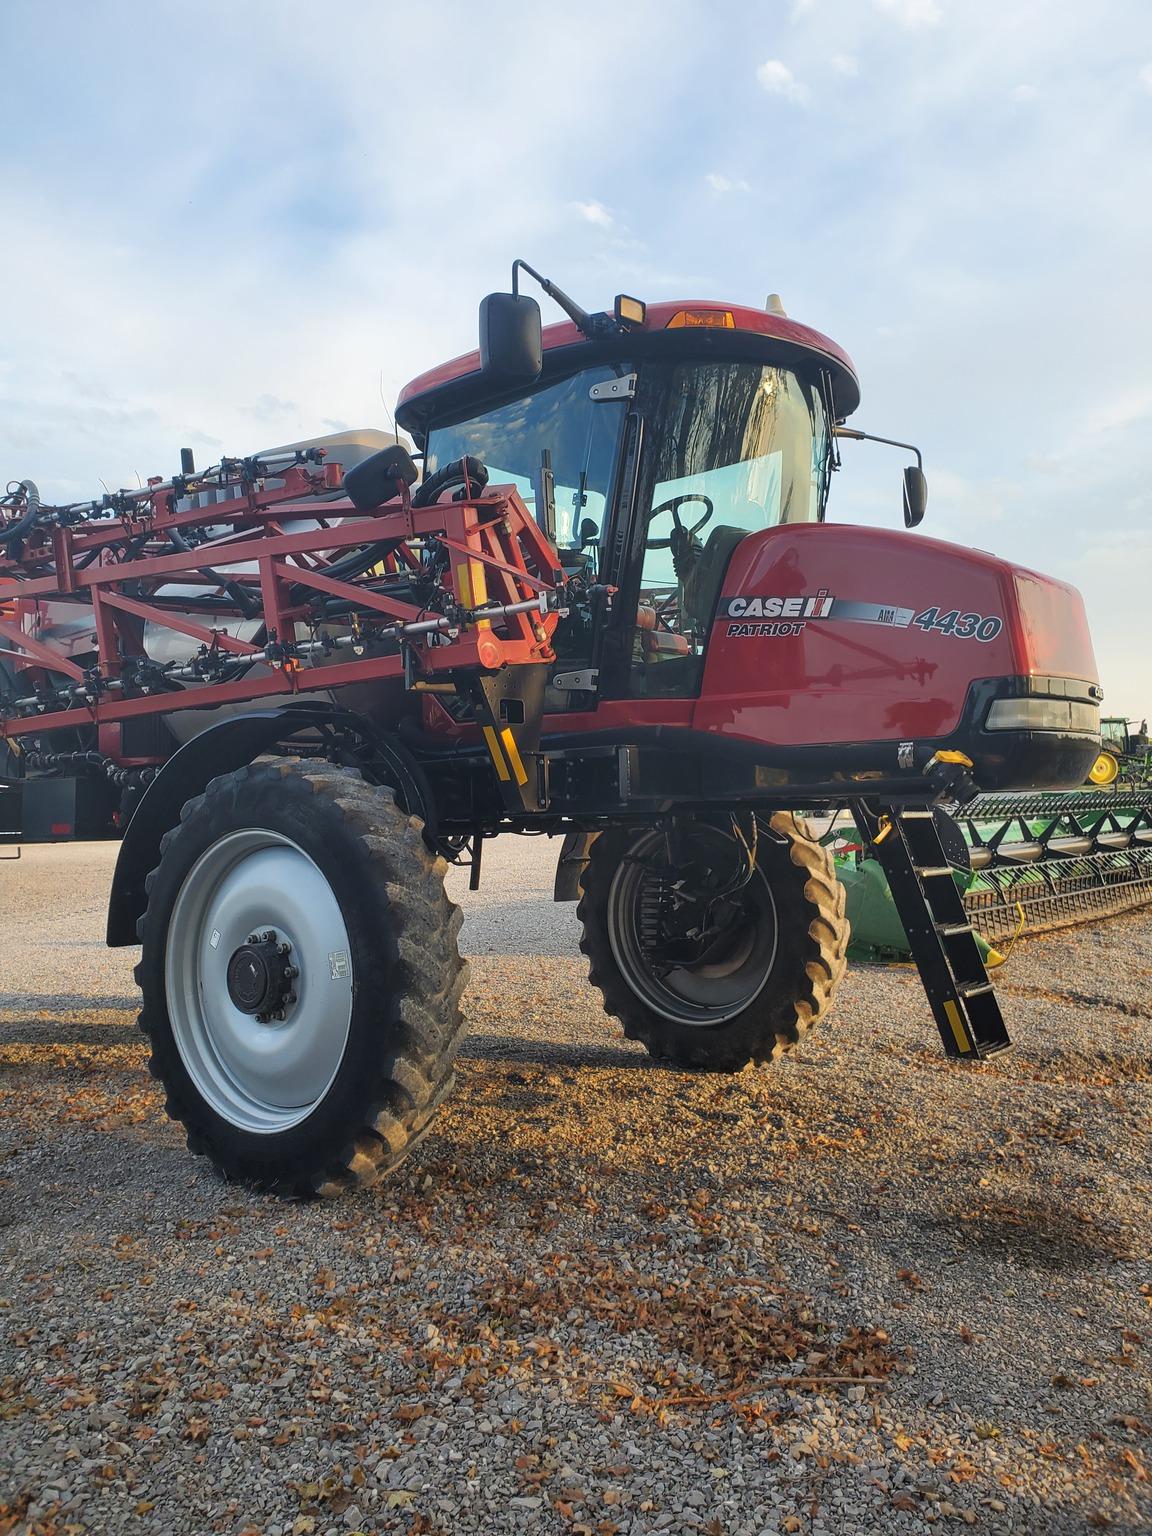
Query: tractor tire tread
xmin=135 ymin=757 xmax=465 ymax=1198
xmin=579 ymin=811 xmax=849 ymax=1072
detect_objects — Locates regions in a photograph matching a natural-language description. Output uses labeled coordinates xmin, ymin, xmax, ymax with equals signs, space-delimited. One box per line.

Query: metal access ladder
xmin=857 ymin=804 xmax=1012 ymax=1060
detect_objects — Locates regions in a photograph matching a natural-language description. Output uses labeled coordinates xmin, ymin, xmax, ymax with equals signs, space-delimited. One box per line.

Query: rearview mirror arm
xmin=512 ymin=259 xmax=596 ymax=337
xmin=832 ymin=425 xmax=923 ymax=472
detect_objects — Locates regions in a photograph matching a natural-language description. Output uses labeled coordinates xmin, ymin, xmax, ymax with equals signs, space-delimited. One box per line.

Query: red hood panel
xmin=695 ymin=524 xmax=1097 ymax=747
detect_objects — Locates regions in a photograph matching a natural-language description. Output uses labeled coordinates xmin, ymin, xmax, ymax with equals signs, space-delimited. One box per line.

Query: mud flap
xmin=554 ymin=830 xmax=598 ymax=901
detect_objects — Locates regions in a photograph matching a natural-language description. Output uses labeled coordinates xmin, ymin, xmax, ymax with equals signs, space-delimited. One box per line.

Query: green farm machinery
xmin=831 ymin=785 xmax=1152 ymax=961
xmin=1088 ymin=717 xmax=1152 ymax=788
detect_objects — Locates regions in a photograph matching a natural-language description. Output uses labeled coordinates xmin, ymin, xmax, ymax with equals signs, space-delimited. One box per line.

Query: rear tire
xmin=136 ymin=757 xmax=467 ymax=1196
xmin=578 ymin=812 xmax=848 ymax=1072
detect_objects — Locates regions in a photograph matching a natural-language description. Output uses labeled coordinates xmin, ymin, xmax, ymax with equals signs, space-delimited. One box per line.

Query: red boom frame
xmin=0 ymin=458 xmax=561 ymax=755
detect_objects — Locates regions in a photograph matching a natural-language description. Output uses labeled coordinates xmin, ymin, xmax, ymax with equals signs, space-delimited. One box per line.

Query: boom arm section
xmin=0 ymin=453 xmax=563 ymax=750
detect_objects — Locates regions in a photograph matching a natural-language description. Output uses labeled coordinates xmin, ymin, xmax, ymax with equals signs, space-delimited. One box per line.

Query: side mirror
xmin=903 ymin=465 xmax=928 ymax=528
xmin=578 ymin=517 xmax=599 ymax=548
xmin=479 ymin=292 xmax=543 ymax=387
xmin=343 ymin=444 xmax=419 ymax=510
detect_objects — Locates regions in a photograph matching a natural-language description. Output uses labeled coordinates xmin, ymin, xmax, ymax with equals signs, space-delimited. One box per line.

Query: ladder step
xmin=860 ymin=796 xmax=1013 ymax=1061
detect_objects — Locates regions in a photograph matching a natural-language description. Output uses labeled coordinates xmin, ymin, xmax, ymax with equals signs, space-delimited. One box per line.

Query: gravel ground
xmin=1 ymin=838 xmax=1149 ymax=1536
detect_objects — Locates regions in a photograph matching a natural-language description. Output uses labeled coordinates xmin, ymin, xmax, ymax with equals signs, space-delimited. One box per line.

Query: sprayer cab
xmin=393 ymin=268 xmax=1101 ymax=799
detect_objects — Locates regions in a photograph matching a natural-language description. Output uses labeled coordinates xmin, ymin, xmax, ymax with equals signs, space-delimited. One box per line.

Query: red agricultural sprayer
xmin=0 ymin=262 xmax=1103 ymax=1194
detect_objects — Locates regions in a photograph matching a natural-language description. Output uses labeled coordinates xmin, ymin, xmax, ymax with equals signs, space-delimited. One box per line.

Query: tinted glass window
xmin=629 ymin=362 xmax=828 ymax=698
xmin=425 ymin=366 xmax=628 ymax=549
xmin=642 ymin=363 xmax=828 ymax=587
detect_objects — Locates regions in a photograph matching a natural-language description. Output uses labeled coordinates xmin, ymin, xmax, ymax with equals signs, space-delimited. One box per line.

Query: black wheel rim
xmin=606 ymin=824 xmax=779 ymax=1027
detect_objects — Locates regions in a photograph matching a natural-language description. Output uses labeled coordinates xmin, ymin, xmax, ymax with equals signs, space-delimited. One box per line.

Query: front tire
xmin=136 ymin=757 xmax=467 ymax=1196
xmin=578 ymin=812 xmax=848 ymax=1072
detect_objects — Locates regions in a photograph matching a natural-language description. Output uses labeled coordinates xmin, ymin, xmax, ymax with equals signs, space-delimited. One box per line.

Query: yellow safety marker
xmin=482 ymin=725 xmax=510 ymax=782
xmin=943 ymin=999 xmax=971 ymax=1055
xmin=455 ymin=558 xmax=491 ymax=628
xmin=499 ymin=727 xmax=529 ymax=787
xmin=932 ymin=749 xmax=974 ymax=768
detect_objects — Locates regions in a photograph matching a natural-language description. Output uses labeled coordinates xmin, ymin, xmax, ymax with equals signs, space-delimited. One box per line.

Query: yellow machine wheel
xmin=1087 ymin=750 xmax=1120 ymax=786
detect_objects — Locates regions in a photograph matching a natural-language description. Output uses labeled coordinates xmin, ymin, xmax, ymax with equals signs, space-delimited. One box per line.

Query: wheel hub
xmin=607 ymin=825 xmax=778 ymax=1026
xmin=225 ymin=931 xmax=298 ymax=1022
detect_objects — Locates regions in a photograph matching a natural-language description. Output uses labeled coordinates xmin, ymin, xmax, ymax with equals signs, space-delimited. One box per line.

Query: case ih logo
xmin=722 ymin=589 xmax=916 ymax=638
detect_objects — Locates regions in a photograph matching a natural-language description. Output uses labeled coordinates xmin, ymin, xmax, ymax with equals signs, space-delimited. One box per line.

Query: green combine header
xmin=832 ymin=785 xmax=1152 ymax=961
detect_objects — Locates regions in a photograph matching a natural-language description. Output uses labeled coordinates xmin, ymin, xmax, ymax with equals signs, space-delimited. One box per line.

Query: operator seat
xmin=681 ymin=525 xmax=750 ymax=627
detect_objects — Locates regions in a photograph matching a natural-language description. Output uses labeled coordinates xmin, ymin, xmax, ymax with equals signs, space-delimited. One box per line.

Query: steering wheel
xmin=645 ymin=493 xmax=714 ymax=550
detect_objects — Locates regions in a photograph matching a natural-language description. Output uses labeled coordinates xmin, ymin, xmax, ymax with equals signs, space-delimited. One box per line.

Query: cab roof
xmin=395 ymin=299 xmax=860 ymax=435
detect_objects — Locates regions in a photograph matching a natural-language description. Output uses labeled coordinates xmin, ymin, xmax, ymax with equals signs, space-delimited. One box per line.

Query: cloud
xmin=756 ymin=59 xmax=808 ymax=103
xmin=831 ymin=53 xmax=859 ymax=77
xmin=245 ymin=393 xmax=299 ymax=423
xmin=1140 ymin=62 xmax=1152 ymax=91
xmin=575 ymin=200 xmax=613 ymax=228
xmin=873 ymin=0 xmax=943 ymax=28
xmin=706 ymin=172 xmax=751 ymax=193
xmin=1011 ymin=83 xmax=1039 ymax=101
xmin=1084 ymin=388 xmax=1152 ymax=439
xmin=917 ymin=468 xmax=1008 ymax=532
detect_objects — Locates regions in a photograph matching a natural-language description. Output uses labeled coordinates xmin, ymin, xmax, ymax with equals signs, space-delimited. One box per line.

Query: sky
xmin=2 ymin=0 xmax=1150 ymax=714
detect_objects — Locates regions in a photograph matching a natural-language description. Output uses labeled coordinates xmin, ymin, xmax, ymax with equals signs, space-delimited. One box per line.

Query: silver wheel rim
xmin=606 ymin=826 xmax=778 ymax=1027
xmin=165 ymin=829 xmax=354 ymax=1133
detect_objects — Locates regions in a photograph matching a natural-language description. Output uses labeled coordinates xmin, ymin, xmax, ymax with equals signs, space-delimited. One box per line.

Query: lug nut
xmin=246 ymin=934 xmax=259 ymax=945
xmin=277 ymin=942 xmax=291 ymax=956
xmin=285 ymin=965 xmax=299 ymax=979
xmin=284 ymin=992 xmax=297 ymax=1006
xmin=261 ymin=930 xmax=275 ymax=943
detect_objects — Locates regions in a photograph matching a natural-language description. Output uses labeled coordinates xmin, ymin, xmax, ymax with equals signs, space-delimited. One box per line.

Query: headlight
xmin=985 ymin=698 xmax=1100 ymax=733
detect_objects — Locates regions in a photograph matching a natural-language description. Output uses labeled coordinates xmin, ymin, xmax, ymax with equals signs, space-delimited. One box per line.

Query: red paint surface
xmin=693 ymin=525 xmax=1096 ymax=746
xmin=1012 ymin=568 xmax=1098 ymax=681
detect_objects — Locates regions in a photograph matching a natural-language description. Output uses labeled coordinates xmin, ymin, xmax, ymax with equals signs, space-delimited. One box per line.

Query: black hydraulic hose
xmin=166 ymin=527 xmax=259 ymax=618
xmin=0 ymin=479 xmax=41 ymax=547
xmin=411 ymin=456 xmax=489 ymax=508
xmin=287 ymin=540 xmax=394 ymax=596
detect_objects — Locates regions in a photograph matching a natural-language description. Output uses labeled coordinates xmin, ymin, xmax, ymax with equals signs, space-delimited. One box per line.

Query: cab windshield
xmin=629 ymin=360 xmax=829 ymax=697
xmin=640 ymin=361 xmax=830 ymax=587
